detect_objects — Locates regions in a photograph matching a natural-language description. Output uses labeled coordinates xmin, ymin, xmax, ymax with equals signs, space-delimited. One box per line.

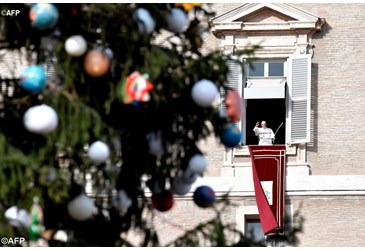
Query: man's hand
xmin=256 ymin=121 xmax=260 ymax=127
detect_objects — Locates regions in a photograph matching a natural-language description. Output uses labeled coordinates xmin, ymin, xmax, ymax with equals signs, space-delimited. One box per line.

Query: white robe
xmin=253 ymin=126 xmax=275 ymax=145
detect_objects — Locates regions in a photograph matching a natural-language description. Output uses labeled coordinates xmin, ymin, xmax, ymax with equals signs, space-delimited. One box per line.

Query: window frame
xmin=231 ymin=55 xmax=310 ymax=148
xmin=247 ymin=60 xmax=287 ymax=78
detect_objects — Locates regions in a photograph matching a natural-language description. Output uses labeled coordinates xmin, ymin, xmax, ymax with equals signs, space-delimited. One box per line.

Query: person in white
xmin=253 ymin=121 xmax=275 ymax=145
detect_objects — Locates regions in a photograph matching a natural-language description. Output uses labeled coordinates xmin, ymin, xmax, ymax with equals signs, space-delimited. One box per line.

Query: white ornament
xmin=182 ymin=168 xmax=198 ymax=184
xmin=4 ymin=206 xmax=31 ymax=228
xmin=23 ymin=104 xmax=58 ymax=134
xmin=171 ymin=176 xmax=192 ymax=195
xmin=191 ymin=79 xmax=219 ymax=107
xmin=134 ymin=8 xmax=155 ymax=35
xmin=18 ymin=209 xmax=31 ymax=229
xmin=187 ymin=154 xmax=207 ymax=174
xmin=67 ymin=194 xmax=95 ymax=221
xmin=165 ymin=8 xmax=189 ymax=33
xmin=87 ymin=141 xmax=110 ymax=165
xmin=65 ymin=35 xmax=87 ymax=57
xmin=5 ymin=206 xmax=20 ymax=227
xmin=113 ymin=190 xmax=132 ymax=212
xmin=146 ymin=131 xmax=164 ymax=158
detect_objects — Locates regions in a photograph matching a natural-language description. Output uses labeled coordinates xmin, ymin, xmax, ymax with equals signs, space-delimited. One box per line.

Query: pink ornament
xmin=225 ymin=90 xmax=242 ymax=122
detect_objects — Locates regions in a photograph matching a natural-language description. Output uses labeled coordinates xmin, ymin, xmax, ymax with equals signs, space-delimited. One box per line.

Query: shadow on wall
xmin=307 ymin=63 xmax=318 ymax=153
xmin=307 ymin=22 xmax=332 ymax=153
xmin=312 ymin=22 xmax=332 ymax=39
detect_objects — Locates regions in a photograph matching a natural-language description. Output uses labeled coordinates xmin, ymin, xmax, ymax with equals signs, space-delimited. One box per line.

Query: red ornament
xmin=120 ymin=71 xmax=154 ymax=104
xmin=225 ymin=89 xmax=242 ymax=122
xmin=151 ymin=190 xmax=174 ymax=212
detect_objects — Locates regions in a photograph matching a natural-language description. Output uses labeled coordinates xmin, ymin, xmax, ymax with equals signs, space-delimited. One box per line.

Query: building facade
xmin=151 ymin=3 xmax=365 ymax=247
xmin=1 ymin=3 xmax=364 ymax=247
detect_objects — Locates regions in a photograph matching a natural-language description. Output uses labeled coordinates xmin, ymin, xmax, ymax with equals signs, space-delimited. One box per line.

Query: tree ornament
xmin=133 ymin=8 xmax=155 ymax=35
xmin=146 ymin=131 xmax=164 ymax=158
xmin=23 ymin=104 xmax=58 ymax=135
xmin=191 ymin=79 xmax=219 ymax=107
xmin=67 ymin=194 xmax=95 ymax=221
xmin=84 ymin=50 xmax=110 ymax=77
xmin=187 ymin=154 xmax=208 ymax=174
xmin=120 ymin=71 xmax=154 ymax=105
xmin=182 ymin=168 xmax=199 ymax=184
xmin=113 ymin=190 xmax=132 ymax=213
xmin=18 ymin=209 xmax=31 ymax=229
xmin=151 ymin=190 xmax=174 ymax=212
xmin=44 ymin=168 xmax=57 ymax=182
xmin=165 ymin=8 xmax=189 ymax=33
xmin=193 ymin=186 xmax=216 ymax=208
xmin=65 ymin=35 xmax=87 ymax=57
xmin=171 ymin=176 xmax=192 ymax=195
xmin=29 ymin=3 xmax=59 ymax=30
xmin=221 ymin=123 xmax=242 ymax=148
xmin=174 ymin=3 xmax=202 ymax=11
xmin=95 ymin=46 xmax=114 ymax=64
xmin=29 ymin=196 xmax=44 ymax=242
xmin=19 ymin=65 xmax=47 ymax=93
xmin=87 ymin=141 xmax=110 ymax=165
xmin=5 ymin=206 xmax=19 ymax=227
xmin=225 ymin=89 xmax=242 ymax=122
xmin=5 ymin=206 xmax=31 ymax=229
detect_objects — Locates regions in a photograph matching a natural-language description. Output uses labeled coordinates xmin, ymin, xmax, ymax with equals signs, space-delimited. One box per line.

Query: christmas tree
xmin=0 ymin=3 xmax=302 ymax=246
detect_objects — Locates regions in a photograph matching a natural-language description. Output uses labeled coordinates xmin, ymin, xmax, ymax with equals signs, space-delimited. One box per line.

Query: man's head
xmin=261 ymin=121 xmax=267 ymax=128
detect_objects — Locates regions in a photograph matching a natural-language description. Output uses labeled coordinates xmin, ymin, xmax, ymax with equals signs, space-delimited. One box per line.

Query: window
xmin=249 ymin=62 xmax=264 ymax=77
xmin=245 ymin=217 xmax=265 ymax=243
xmin=248 ymin=61 xmax=285 ymax=77
xmin=246 ymin=99 xmax=286 ymax=145
xmin=225 ymin=54 xmax=311 ymax=146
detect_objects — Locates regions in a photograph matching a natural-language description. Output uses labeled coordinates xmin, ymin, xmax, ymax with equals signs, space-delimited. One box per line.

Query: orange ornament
xmin=175 ymin=3 xmax=202 ymax=11
xmin=84 ymin=50 xmax=110 ymax=77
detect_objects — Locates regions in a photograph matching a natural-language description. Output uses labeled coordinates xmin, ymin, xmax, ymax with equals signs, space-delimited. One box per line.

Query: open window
xmin=225 ymin=54 xmax=311 ymax=146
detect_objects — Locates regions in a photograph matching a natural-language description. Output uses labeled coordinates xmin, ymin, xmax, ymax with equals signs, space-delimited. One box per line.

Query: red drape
xmin=248 ymin=145 xmax=286 ymax=235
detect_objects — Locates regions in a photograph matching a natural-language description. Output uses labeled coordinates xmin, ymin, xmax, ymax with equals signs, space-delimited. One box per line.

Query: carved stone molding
xmin=210 ymin=3 xmax=326 ymax=57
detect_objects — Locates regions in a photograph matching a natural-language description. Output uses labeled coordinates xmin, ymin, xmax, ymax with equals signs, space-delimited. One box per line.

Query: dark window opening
xmin=245 ymin=98 xmax=286 ymax=145
xmin=245 ymin=218 xmax=265 ymax=242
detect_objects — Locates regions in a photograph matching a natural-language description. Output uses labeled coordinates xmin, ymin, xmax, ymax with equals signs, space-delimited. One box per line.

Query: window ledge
xmin=234 ymin=144 xmax=297 ymax=156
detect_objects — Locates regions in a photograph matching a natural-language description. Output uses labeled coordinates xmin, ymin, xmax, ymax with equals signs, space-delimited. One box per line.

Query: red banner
xmin=248 ymin=145 xmax=286 ymax=235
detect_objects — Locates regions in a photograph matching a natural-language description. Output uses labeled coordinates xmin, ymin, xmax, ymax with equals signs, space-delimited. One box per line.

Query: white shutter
xmin=225 ymin=57 xmax=242 ymax=91
xmin=287 ymin=54 xmax=311 ymax=144
xmin=221 ymin=56 xmax=242 ymax=111
xmin=222 ymin=56 xmax=244 ymax=145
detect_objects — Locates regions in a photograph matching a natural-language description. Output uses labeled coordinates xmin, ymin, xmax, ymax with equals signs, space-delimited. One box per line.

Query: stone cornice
xmin=210 ymin=3 xmax=326 ymax=38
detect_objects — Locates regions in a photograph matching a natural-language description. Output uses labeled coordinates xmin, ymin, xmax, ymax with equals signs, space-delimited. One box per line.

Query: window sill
xmin=233 ymin=144 xmax=297 ymax=156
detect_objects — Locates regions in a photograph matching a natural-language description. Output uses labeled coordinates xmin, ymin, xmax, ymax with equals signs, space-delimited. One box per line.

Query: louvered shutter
xmin=221 ymin=57 xmax=242 ymax=110
xmin=223 ymin=56 xmax=245 ymax=145
xmin=287 ymin=54 xmax=311 ymax=144
xmin=225 ymin=57 xmax=242 ymax=91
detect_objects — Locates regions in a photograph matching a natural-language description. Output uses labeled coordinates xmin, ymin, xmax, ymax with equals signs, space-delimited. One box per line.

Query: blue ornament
xmin=221 ymin=123 xmax=242 ymax=148
xmin=29 ymin=3 xmax=59 ymax=30
xmin=20 ymin=65 xmax=47 ymax=93
xmin=95 ymin=47 xmax=114 ymax=63
xmin=193 ymin=185 xmax=216 ymax=208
